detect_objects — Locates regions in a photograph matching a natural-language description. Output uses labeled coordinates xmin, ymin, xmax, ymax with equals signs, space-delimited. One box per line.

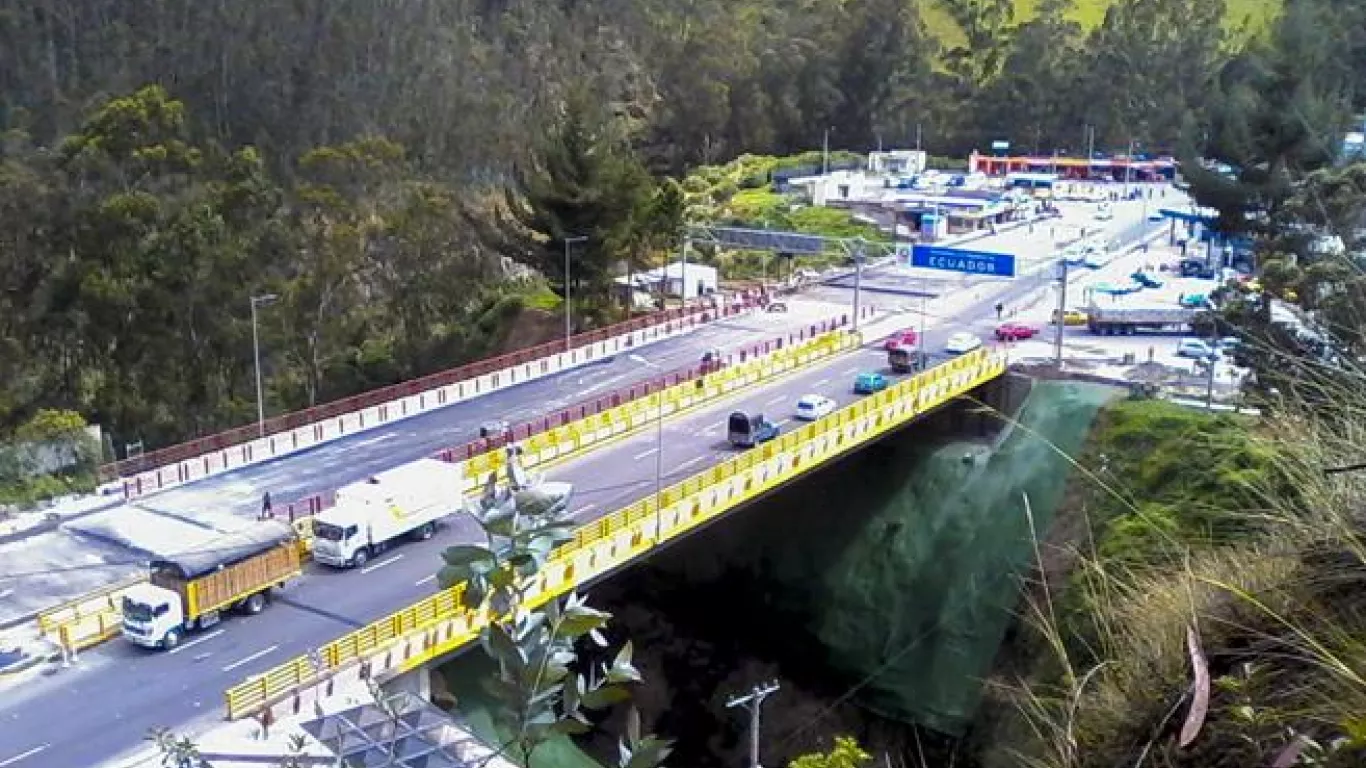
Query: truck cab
xmin=311 ymin=506 xmax=376 ymax=568
xmin=121 ymin=582 xmax=188 ymax=649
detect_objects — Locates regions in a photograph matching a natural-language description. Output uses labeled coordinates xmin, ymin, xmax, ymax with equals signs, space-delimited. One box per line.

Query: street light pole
xmin=1053 ymin=260 xmax=1068 ymax=369
xmin=564 ymin=236 xmax=587 ymax=352
xmin=250 ymin=293 xmax=279 ymax=438
xmin=851 ymin=240 xmax=864 ymax=331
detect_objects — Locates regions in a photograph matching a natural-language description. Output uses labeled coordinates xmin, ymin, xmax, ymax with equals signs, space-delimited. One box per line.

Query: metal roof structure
xmin=296 ymin=692 xmax=513 ymax=768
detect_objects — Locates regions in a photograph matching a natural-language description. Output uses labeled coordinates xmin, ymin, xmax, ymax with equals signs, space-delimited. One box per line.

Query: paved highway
xmin=0 ymin=302 xmax=848 ymax=626
xmin=0 ymin=194 xmax=1168 ymax=768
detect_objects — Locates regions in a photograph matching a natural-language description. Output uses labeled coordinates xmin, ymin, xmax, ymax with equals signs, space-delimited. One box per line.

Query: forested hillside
xmin=2 ymin=0 xmax=1364 ymax=455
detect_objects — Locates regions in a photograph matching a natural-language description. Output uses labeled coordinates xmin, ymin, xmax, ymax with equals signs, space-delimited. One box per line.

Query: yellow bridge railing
xmin=223 ymin=347 xmax=1009 ymax=721
xmin=37 ymin=328 xmax=860 ymax=655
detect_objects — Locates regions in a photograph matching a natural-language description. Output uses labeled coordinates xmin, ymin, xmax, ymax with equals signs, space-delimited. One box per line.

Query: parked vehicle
xmin=853 ymin=372 xmax=889 ymax=394
xmin=120 ymin=521 xmax=301 ymax=650
xmin=1179 ymin=293 xmax=1211 ymax=308
xmin=1131 ymin=271 xmax=1164 ymax=289
xmin=794 ymin=394 xmax=836 ymax=421
xmin=944 ymin=332 xmax=983 ymax=353
xmin=1092 ymin=281 xmax=1140 ymax=297
xmin=883 ymin=329 xmax=919 ymax=351
xmin=888 ymin=347 xmax=927 ymax=373
xmin=1179 ymin=259 xmax=1217 ymax=279
xmin=994 ymin=323 xmax=1038 ymax=341
xmin=1086 ymin=303 xmax=1203 ymax=335
xmin=727 ymin=412 xmax=779 ymax=448
xmin=1052 ymin=308 xmax=1087 ymax=327
xmin=311 ymin=459 xmax=466 ymax=568
xmin=1177 ymin=338 xmax=1217 ymax=359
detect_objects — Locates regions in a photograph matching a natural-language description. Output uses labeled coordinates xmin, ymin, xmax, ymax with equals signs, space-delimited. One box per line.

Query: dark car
xmin=727 ymin=412 xmax=779 ymax=448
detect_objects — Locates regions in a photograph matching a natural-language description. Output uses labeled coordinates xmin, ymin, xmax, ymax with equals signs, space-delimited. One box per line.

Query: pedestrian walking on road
xmin=995 ymin=302 xmax=1004 ymax=320
xmin=261 ymin=491 xmax=273 ymax=520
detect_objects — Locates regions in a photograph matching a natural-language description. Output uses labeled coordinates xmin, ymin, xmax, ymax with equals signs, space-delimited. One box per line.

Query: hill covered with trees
xmin=2 ymin=0 xmax=1364 ymax=454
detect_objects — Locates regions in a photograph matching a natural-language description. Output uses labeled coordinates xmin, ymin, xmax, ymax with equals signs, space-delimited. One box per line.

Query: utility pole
xmin=915 ymin=123 xmax=922 ymax=152
xmin=823 ymin=128 xmax=832 ymax=175
xmin=1053 ymin=259 xmax=1068 ymax=369
xmin=1084 ymin=124 xmax=1095 ymax=181
xmin=250 ymin=293 xmax=279 ymax=437
xmin=1203 ymin=355 xmax=1217 ymax=410
xmin=727 ymin=681 xmax=780 ymax=768
xmin=1124 ymin=138 xmax=1135 ymax=197
xmin=851 ymin=241 xmax=864 ymax=331
xmin=563 ymin=236 xmax=587 ymax=351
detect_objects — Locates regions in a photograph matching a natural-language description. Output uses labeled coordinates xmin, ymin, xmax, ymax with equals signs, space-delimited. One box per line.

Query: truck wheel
xmin=351 ymin=548 xmax=370 ymax=568
xmin=243 ymin=593 xmax=267 ymax=615
xmin=414 ymin=523 xmax=435 ymax=541
xmin=162 ymin=629 xmax=181 ymax=650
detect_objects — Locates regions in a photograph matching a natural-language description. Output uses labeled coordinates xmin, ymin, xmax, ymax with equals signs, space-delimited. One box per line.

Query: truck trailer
xmin=121 ymin=520 xmax=301 ymax=650
xmin=1086 ymin=303 xmax=1204 ymax=335
xmin=310 ymin=458 xmax=466 ymax=568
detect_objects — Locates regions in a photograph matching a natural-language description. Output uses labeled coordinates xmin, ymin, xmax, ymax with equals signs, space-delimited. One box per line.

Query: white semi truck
xmin=310 ymin=458 xmax=466 ymax=568
xmin=1086 ymin=303 xmax=1204 ymax=335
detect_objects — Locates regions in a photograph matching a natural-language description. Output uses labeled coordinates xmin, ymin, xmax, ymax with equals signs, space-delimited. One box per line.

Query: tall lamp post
xmin=250 ymin=293 xmax=279 ymax=437
xmin=563 ymin=236 xmax=588 ymax=353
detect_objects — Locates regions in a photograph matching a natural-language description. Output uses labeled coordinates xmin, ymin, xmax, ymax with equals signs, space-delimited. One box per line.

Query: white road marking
xmin=361 ymin=554 xmax=404 ymax=574
xmin=414 ymin=574 xmax=436 ymax=587
xmin=813 ymin=377 xmax=830 ymax=387
xmin=632 ymin=448 xmax=659 ymax=460
xmin=843 ymin=366 xmax=860 ymax=374
xmin=222 ymin=644 xmax=279 ymax=673
xmin=678 ymin=456 xmax=706 ymax=470
xmin=765 ymin=395 xmax=786 ymax=405
xmin=0 ymin=589 xmax=11 ymax=601
xmin=574 ymin=503 xmax=599 ymax=515
xmin=0 ymin=745 xmax=49 ymax=768
xmin=776 ymin=419 xmax=793 ymax=427
xmin=168 ymin=628 xmax=225 ymax=655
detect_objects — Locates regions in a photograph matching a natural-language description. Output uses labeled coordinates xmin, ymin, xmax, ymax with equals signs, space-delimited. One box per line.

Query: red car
xmin=883 ymin=329 xmax=919 ymax=350
xmin=995 ymin=322 xmax=1039 ymax=341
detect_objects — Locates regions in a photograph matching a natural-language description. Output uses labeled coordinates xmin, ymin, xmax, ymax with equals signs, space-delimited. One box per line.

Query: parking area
xmin=1004 ymin=237 xmax=1250 ymax=400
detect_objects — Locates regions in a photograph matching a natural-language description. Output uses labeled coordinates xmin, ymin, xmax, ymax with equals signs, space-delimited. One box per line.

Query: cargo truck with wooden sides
xmin=120 ymin=520 xmax=301 ymax=650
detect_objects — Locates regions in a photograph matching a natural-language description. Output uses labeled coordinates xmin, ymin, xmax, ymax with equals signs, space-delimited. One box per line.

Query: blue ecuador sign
xmin=907 ymin=244 xmax=1017 ymax=277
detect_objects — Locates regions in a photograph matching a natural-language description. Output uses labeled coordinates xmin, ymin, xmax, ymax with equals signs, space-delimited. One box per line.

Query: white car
xmin=1176 ymin=338 xmax=1216 ymax=359
xmin=794 ymin=394 xmax=836 ymax=421
xmin=944 ymin=332 xmax=983 ymax=354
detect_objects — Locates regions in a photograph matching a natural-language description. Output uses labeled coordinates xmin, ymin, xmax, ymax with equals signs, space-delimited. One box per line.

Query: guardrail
xmin=268 ymin=326 xmax=859 ymax=550
xmin=107 ymin=301 xmax=751 ymax=495
xmin=36 ymin=574 xmax=145 ymax=654
xmin=266 ymin=315 xmax=862 ymax=530
xmin=38 ymin=324 xmax=862 ymax=654
xmin=222 ymin=347 xmax=1009 ymax=721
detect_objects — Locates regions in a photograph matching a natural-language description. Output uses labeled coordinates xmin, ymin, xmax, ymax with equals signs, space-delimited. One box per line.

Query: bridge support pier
xmin=381 ymin=664 xmax=433 ymax=703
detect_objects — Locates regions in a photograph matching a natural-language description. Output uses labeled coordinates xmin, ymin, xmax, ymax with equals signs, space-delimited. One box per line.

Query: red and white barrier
xmin=116 ymin=302 xmax=755 ymax=502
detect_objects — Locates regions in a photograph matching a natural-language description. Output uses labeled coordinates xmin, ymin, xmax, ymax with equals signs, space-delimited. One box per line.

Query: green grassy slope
xmin=921 ymin=0 xmax=1280 ymax=49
